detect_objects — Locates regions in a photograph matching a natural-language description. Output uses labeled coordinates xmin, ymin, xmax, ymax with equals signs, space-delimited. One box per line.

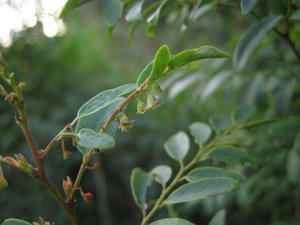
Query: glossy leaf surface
xmin=164 ymin=131 xmax=190 ymax=161
xmin=165 ymin=178 xmax=239 ymax=204
xmin=130 ymin=168 xmax=152 ymax=210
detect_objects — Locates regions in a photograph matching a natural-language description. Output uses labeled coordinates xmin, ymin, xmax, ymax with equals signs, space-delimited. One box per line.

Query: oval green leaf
xmin=76 ymin=84 xmax=135 ymax=119
xmin=240 ymin=0 xmax=258 ymax=15
xmin=204 ymin=145 xmax=256 ymax=168
xmin=209 ymin=115 xmax=232 ymax=134
xmin=151 ymin=165 xmax=172 ymax=185
xmin=208 ymin=209 xmax=226 ymax=225
xmin=60 ymin=0 xmax=92 ymax=18
xmin=75 ymin=97 xmax=124 ymax=134
xmin=149 ymin=218 xmax=195 ymax=225
xmin=164 ymin=131 xmax=190 ymax=161
xmin=189 ymin=122 xmax=211 ymax=145
xmin=151 ymin=45 xmax=171 ymax=80
xmin=130 ymin=168 xmax=152 ymax=211
xmin=165 ymin=177 xmax=239 ymax=204
xmin=147 ymin=0 xmax=168 ymax=25
xmin=233 ymin=16 xmax=282 ymax=71
xmin=103 ymin=0 xmax=123 ymax=26
xmin=186 ymin=167 xmax=245 ymax=182
xmin=1 ymin=219 xmax=32 ymax=225
xmin=136 ymin=61 xmax=153 ymax=87
xmin=168 ymin=46 xmax=231 ymax=69
xmin=126 ymin=0 xmax=144 ymax=22
xmin=77 ymin=128 xmax=115 ymax=154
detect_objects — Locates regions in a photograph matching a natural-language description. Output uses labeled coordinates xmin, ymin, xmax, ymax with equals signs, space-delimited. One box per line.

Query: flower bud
xmin=136 ymin=97 xmax=147 ymax=115
xmin=0 ymin=164 xmax=8 ymax=190
xmin=146 ymin=94 xmax=161 ymax=110
xmin=0 ymin=52 xmax=8 ymax=71
xmin=118 ymin=113 xmax=134 ymax=132
xmin=62 ymin=176 xmax=73 ymax=200
xmin=80 ymin=189 xmax=94 ymax=202
xmin=0 ymin=85 xmax=7 ymax=96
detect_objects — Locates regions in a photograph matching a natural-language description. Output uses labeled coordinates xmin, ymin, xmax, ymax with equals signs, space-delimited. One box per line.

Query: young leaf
xmin=75 ymin=97 xmax=124 ymax=134
xmin=77 ymin=128 xmax=115 ymax=154
xmin=186 ymin=167 xmax=245 ymax=182
xmin=204 ymin=145 xmax=256 ymax=168
xmin=240 ymin=0 xmax=258 ymax=15
xmin=76 ymin=84 xmax=135 ymax=119
xmin=126 ymin=0 xmax=144 ymax=22
xmin=189 ymin=122 xmax=211 ymax=146
xmin=60 ymin=0 xmax=92 ymax=18
xmin=164 ymin=131 xmax=190 ymax=161
xmin=130 ymin=168 xmax=152 ymax=211
xmin=168 ymin=46 xmax=231 ymax=69
xmin=1 ymin=219 xmax=32 ymax=225
xmin=208 ymin=209 xmax=226 ymax=225
xmin=147 ymin=0 xmax=169 ymax=25
xmin=231 ymin=105 xmax=256 ymax=123
xmin=136 ymin=62 xmax=153 ymax=87
xmin=151 ymin=45 xmax=171 ymax=80
xmin=164 ymin=177 xmax=239 ymax=204
xmin=209 ymin=115 xmax=232 ymax=133
xmin=233 ymin=16 xmax=282 ymax=71
xmin=151 ymin=165 xmax=172 ymax=186
xmin=103 ymin=0 xmax=123 ymax=26
xmin=149 ymin=218 xmax=195 ymax=225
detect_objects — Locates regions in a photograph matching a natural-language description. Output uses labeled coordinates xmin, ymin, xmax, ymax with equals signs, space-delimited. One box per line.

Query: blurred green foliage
xmin=1 ymin=0 xmax=300 ymax=225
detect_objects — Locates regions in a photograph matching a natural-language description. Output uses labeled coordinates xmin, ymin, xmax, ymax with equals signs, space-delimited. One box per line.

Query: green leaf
xmin=147 ymin=0 xmax=169 ymax=25
xmin=231 ymin=105 xmax=256 ymax=123
xmin=126 ymin=0 xmax=144 ymax=22
xmin=286 ymin=149 xmax=300 ymax=184
xmin=151 ymin=165 xmax=172 ymax=186
xmin=189 ymin=4 xmax=213 ymax=23
xmin=164 ymin=131 xmax=190 ymax=161
xmin=76 ymin=84 xmax=135 ymax=119
xmin=233 ymin=16 xmax=282 ymax=71
xmin=268 ymin=118 xmax=300 ymax=137
xmin=149 ymin=218 xmax=195 ymax=225
xmin=204 ymin=145 xmax=256 ymax=168
xmin=76 ymin=97 xmax=124 ymax=133
xmin=151 ymin=45 xmax=171 ymax=80
xmin=240 ymin=0 xmax=258 ymax=15
xmin=136 ymin=62 xmax=153 ymax=87
xmin=130 ymin=168 xmax=152 ymax=211
xmin=189 ymin=122 xmax=211 ymax=145
xmin=60 ymin=0 xmax=92 ymax=18
xmin=103 ymin=0 xmax=123 ymax=26
xmin=186 ymin=167 xmax=245 ymax=183
xmin=168 ymin=46 xmax=231 ymax=69
xmin=1 ymin=219 xmax=32 ymax=225
xmin=201 ymin=71 xmax=232 ymax=100
xmin=165 ymin=178 xmax=239 ymax=204
xmin=208 ymin=209 xmax=226 ymax=225
xmin=77 ymin=128 xmax=115 ymax=154
xmin=210 ymin=115 xmax=232 ymax=134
